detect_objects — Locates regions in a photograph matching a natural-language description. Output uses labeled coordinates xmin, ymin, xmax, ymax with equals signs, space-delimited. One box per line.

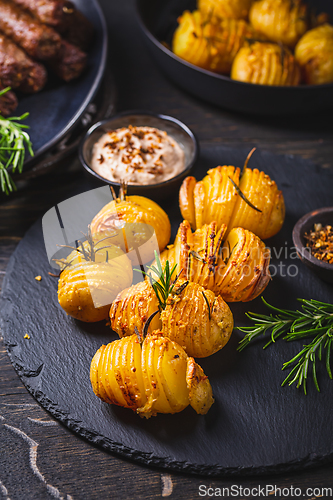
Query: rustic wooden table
xmin=1 ymin=1 xmax=333 ymax=499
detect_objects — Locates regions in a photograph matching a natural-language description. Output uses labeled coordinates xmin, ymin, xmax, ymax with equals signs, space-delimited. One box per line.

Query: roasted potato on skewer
xmin=91 ymin=192 xmax=171 ymax=266
xmin=173 ymin=10 xmax=258 ymax=74
xmin=249 ymin=0 xmax=308 ymax=48
xmin=179 ymin=154 xmax=285 ymax=239
xmin=198 ymin=0 xmax=253 ymax=20
xmin=158 ymin=221 xmax=271 ymax=302
xmin=90 ymin=331 xmax=214 ymax=418
xmin=295 ymin=24 xmax=333 ymax=85
xmin=231 ymin=42 xmax=301 ymax=86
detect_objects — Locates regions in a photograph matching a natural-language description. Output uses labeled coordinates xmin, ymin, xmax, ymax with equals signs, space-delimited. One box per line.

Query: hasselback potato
xmin=57 ymin=233 xmax=133 ymax=322
xmin=198 ymin=0 xmax=253 ymax=20
xmin=90 ymin=331 xmax=214 ymax=418
xmin=91 ymin=193 xmax=171 ymax=265
xmin=179 ymin=157 xmax=285 ymax=239
xmin=172 ymin=10 xmax=258 ymax=74
xmin=160 ymin=279 xmax=233 ymax=358
xmin=249 ymin=0 xmax=308 ymax=48
xmin=110 ymin=280 xmax=161 ymax=338
xmin=231 ymin=42 xmax=301 ymax=85
xmin=157 ymin=221 xmax=271 ymax=302
xmin=295 ymin=24 xmax=333 ymax=85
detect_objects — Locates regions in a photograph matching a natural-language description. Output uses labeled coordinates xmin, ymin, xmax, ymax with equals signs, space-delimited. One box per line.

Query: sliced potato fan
xmin=90 ymin=331 xmax=214 ymax=418
xmin=179 ymin=153 xmax=285 ymax=240
xmin=198 ymin=0 xmax=253 ymax=20
xmin=157 ymin=221 xmax=271 ymax=302
xmin=172 ymin=10 xmax=259 ymax=75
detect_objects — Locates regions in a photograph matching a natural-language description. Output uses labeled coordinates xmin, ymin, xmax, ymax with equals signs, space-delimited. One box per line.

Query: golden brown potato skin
xmin=158 ymin=221 xmax=271 ymax=302
xmin=57 ymin=242 xmax=132 ymax=323
xmin=90 ymin=332 xmax=214 ymax=418
xmin=249 ymin=0 xmax=308 ymax=48
xmin=179 ymin=165 xmax=285 ymax=239
xmin=231 ymin=42 xmax=301 ymax=85
xmin=295 ymin=24 xmax=333 ymax=85
xmin=91 ymin=195 xmax=171 ymax=265
xmin=198 ymin=0 xmax=253 ymax=20
xmin=110 ymin=280 xmax=161 ymax=338
xmin=161 ymin=280 xmax=234 ymax=358
xmin=173 ymin=10 xmax=258 ymax=74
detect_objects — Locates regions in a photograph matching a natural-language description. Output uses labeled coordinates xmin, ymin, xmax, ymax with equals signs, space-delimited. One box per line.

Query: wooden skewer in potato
xmin=90 ymin=327 xmax=214 ymax=418
xmin=179 ymin=150 xmax=285 ymax=239
xmin=172 ymin=10 xmax=259 ymax=74
xmin=157 ymin=221 xmax=271 ymax=303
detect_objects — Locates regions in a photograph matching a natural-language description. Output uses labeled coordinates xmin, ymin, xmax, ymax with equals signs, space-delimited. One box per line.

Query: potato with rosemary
xmin=110 ymin=254 xmax=233 ymax=357
xmin=249 ymin=0 xmax=309 ymax=48
xmin=179 ymin=150 xmax=285 ymax=239
xmin=90 ymin=329 xmax=214 ymax=418
xmin=295 ymin=24 xmax=333 ymax=85
xmin=90 ymin=186 xmax=171 ymax=265
xmin=173 ymin=10 xmax=259 ymax=74
xmin=157 ymin=221 xmax=271 ymax=302
xmin=57 ymin=229 xmax=133 ymax=322
xmin=198 ymin=0 xmax=253 ymax=20
xmin=110 ymin=280 xmax=161 ymax=338
xmin=231 ymin=42 xmax=301 ymax=86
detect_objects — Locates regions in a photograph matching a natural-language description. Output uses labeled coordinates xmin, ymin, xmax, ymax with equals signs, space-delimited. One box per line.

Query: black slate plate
xmin=17 ymin=0 xmax=108 ymax=169
xmin=136 ymin=0 xmax=333 ymax=115
xmin=1 ymin=146 xmax=333 ymax=477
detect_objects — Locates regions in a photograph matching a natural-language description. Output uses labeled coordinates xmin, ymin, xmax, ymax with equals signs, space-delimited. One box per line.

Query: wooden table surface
xmin=1 ymin=1 xmax=333 ymax=499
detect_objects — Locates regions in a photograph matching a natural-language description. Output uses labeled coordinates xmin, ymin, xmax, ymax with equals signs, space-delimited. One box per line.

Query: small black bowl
xmin=79 ymin=110 xmax=199 ymax=200
xmin=292 ymin=207 xmax=333 ymax=284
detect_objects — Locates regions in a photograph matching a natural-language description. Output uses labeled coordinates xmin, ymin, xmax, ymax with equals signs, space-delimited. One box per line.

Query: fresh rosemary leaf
xmin=237 ymin=297 xmax=333 ymax=393
xmin=0 ymin=88 xmax=34 ymax=195
xmin=228 ymin=176 xmax=262 ymax=213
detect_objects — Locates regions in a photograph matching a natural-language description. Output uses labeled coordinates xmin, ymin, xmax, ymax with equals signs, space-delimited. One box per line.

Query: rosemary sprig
xmin=0 ymin=87 xmax=33 ymax=194
xmin=134 ymin=251 xmax=180 ymax=310
xmin=237 ymin=297 xmax=333 ymax=393
xmin=228 ymin=176 xmax=262 ymax=213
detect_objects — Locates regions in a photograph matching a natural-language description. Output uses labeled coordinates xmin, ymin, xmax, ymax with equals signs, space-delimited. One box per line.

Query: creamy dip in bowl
xmin=79 ymin=111 xmax=198 ymax=200
xmin=91 ymin=125 xmax=185 ymax=185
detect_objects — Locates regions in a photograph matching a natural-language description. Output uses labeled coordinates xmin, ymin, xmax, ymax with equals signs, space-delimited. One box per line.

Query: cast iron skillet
xmin=17 ymin=0 xmax=108 ymax=169
xmin=136 ymin=0 xmax=333 ymax=115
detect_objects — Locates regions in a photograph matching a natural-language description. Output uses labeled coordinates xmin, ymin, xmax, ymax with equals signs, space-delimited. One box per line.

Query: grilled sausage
xmin=0 ymin=0 xmax=62 ymax=60
xmin=48 ymin=40 xmax=87 ymax=81
xmin=0 ymin=33 xmax=47 ymax=93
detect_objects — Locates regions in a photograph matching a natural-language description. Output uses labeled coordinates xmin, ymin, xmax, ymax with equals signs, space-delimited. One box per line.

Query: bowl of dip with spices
xmin=79 ymin=110 xmax=198 ymax=200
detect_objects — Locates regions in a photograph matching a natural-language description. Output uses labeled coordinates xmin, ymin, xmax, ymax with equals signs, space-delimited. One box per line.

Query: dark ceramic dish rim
xmin=292 ymin=207 xmax=333 ymax=271
xmin=79 ymin=109 xmax=199 ymax=188
xmin=135 ymin=0 xmax=333 ymax=92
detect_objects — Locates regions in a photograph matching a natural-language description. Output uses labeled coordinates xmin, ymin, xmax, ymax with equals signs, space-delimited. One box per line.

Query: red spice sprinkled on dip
xmin=91 ymin=125 xmax=185 ymax=185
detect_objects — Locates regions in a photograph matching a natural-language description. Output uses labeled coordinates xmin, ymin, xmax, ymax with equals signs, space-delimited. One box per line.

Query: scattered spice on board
xmin=35 ymin=275 xmax=42 ymax=281
xmin=24 ymin=334 xmax=30 ymax=339
xmin=304 ymin=223 xmax=333 ymax=264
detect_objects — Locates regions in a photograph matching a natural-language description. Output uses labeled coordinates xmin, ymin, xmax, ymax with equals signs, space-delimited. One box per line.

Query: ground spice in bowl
xmin=304 ymin=224 xmax=333 ymax=264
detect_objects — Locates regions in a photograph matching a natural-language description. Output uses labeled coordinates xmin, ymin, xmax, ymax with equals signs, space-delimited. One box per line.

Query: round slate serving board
xmin=1 ymin=146 xmax=333 ymax=477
